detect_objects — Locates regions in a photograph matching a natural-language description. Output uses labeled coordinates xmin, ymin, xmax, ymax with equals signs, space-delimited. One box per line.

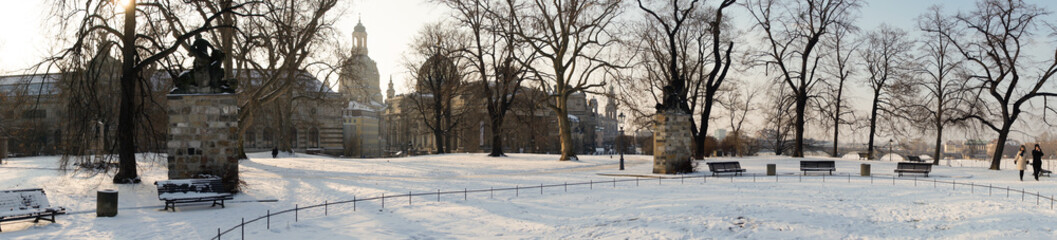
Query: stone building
xmin=338 ymin=19 xmax=385 ymax=157
xmin=382 ymin=80 xmax=621 ymax=155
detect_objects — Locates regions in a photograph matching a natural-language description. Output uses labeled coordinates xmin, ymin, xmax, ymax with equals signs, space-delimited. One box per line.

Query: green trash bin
xmin=767 ymin=164 xmax=776 ymax=176
xmin=861 ymin=164 xmax=871 ymax=177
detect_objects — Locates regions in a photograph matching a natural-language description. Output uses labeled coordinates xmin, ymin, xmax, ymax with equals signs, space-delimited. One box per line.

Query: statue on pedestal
xmin=172 ymin=35 xmax=235 ymax=94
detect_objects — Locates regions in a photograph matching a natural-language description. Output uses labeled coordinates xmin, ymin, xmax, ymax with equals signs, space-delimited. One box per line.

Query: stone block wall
xmin=653 ymin=110 xmax=692 ymax=174
xmin=167 ymin=94 xmax=239 ymax=192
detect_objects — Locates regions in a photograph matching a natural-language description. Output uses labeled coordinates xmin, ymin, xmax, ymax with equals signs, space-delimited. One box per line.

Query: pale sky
xmin=3 ymin=0 xmax=1057 ymax=144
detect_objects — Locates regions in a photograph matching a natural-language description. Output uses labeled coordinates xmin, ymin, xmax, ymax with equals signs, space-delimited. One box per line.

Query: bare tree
xmin=860 ymin=24 xmax=915 ymax=160
xmin=759 ymin=82 xmax=795 ymax=155
xmin=816 ymin=24 xmax=858 ymax=158
xmin=405 ymin=23 xmax=470 ymax=154
xmin=48 ymin=0 xmax=256 ymax=183
xmin=745 ymin=0 xmax=862 ymax=157
xmin=507 ymin=0 xmax=623 ymax=161
xmin=718 ymin=81 xmax=758 ymax=157
xmin=231 ymin=0 xmax=340 ymax=156
xmin=435 ymin=0 xmax=534 ymax=157
xmin=944 ymin=0 xmax=1057 ymax=170
xmin=914 ymin=5 xmax=967 ymax=165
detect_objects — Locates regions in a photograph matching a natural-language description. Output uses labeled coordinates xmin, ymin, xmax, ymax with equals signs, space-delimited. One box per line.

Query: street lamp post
xmin=889 ymin=139 xmax=893 ymax=162
xmin=619 ymin=112 xmax=625 ymax=171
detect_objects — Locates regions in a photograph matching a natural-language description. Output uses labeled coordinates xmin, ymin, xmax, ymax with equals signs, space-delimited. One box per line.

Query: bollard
xmin=767 ymin=164 xmax=776 ymax=176
xmin=860 ymin=164 xmax=870 ymax=176
xmin=96 ymin=189 xmax=118 ymax=217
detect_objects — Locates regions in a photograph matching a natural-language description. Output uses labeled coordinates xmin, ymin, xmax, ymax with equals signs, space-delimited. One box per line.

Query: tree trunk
xmin=793 ymin=90 xmax=806 ymax=158
xmin=434 ymin=128 xmax=445 ymax=154
xmin=114 ymin=0 xmax=139 ymax=184
xmin=556 ymin=95 xmax=576 ymax=161
xmin=933 ymin=121 xmax=942 ymax=165
xmin=990 ymin=125 xmax=1011 ymax=170
xmin=694 ymin=92 xmax=716 ymax=159
xmin=488 ymin=113 xmax=505 ymax=157
xmin=832 ymin=83 xmax=844 ymax=158
xmin=867 ymin=92 xmax=880 ymax=160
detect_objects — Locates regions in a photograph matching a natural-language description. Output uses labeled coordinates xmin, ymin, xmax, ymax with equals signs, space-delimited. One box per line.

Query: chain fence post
xmin=438 ymin=189 xmax=441 ymax=201
xmin=382 ymin=194 xmax=385 ymax=209
xmin=540 ymin=183 xmax=543 ymax=195
xmin=490 ymin=187 xmax=493 ymax=199
xmin=325 ymin=201 xmax=328 ymax=216
xmin=241 ymin=218 xmax=244 ymax=239
xmin=409 ymin=191 xmax=412 ymax=206
xmin=217 ymin=228 xmax=220 ymax=240
xmin=354 ymin=196 xmax=357 ymax=211
xmin=295 ymin=204 xmax=299 ymax=222
xmin=267 ymin=209 xmax=270 ymax=229
xmin=464 ymin=188 xmax=467 ymax=201
xmin=516 ymin=185 xmax=519 ymax=197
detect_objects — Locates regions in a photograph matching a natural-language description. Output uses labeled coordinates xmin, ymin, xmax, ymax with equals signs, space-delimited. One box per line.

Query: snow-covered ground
xmin=1 ymin=153 xmax=1055 ymax=239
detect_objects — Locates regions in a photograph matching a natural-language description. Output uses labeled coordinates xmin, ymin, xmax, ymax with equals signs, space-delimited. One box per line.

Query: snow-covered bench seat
xmin=155 ymin=178 xmax=233 ymax=212
xmin=706 ymin=161 xmax=746 ymax=176
xmin=857 ymin=152 xmax=869 ymax=160
xmin=800 ymin=161 xmax=836 ymax=175
xmin=906 ymin=156 xmax=926 ymax=163
xmin=895 ymin=162 xmax=932 ymax=177
xmin=0 ymin=188 xmax=66 ymax=232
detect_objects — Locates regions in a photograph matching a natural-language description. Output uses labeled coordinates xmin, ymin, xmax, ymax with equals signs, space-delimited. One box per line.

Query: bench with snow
xmin=858 ymin=152 xmax=869 ymax=160
xmin=800 ymin=161 xmax=836 ymax=175
xmin=155 ymin=178 xmax=233 ymax=212
xmin=1042 ymin=169 xmax=1052 ymax=177
xmin=906 ymin=156 xmax=926 ymax=163
xmin=706 ymin=161 xmax=746 ymax=176
xmin=0 ymin=188 xmax=65 ymax=232
xmin=895 ymin=162 xmax=932 ymax=177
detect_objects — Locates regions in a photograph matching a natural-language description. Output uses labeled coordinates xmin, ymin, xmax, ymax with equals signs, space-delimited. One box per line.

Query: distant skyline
xmin=3 ymin=0 xmax=1057 ymax=143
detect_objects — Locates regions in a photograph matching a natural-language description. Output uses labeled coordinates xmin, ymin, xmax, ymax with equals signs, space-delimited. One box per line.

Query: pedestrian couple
xmin=1013 ymin=144 xmax=1046 ymax=181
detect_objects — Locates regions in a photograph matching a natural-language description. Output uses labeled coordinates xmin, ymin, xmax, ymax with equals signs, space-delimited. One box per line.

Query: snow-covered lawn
xmin=1 ymin=153 xmax=1055 ymax=239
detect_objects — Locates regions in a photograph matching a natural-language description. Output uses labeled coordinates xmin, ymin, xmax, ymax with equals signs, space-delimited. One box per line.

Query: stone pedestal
xmin=767 ymin=164 xmax=776 ymax=176
xmin=860 ymin=164 xmax=871 ymax=177
xmin=97 ymin=189 xmax=118 ymax=217
xmin=167 ymin=94 xmax=239 ymax=192
xmin=653 ymin=110 xmax=692 ymax=174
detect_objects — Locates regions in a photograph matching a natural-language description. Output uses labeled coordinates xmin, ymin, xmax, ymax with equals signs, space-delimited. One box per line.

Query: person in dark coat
xmin=272 ymin=147 xmax=279 ymax=158
xmin=1032 ymin=144 xmax=1044 ymax=181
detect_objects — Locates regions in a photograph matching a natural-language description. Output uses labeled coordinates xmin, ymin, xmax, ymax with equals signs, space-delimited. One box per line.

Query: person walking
xmin=1015 ymin=145 xmax=1028 ymax=181
xmin=1032 ymin=144 xmax=1044 ymax=181
xmin=272 ymin=147 xmax=279 ymax=158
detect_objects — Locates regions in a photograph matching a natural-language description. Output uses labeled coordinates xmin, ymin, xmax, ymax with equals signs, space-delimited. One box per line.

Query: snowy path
xmin=0 ymin=153 xmax=1055 ymax=239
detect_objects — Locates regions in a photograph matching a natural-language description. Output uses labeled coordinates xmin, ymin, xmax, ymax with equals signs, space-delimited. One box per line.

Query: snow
xmin=0 ymin=153 xmax=1055 ymax=239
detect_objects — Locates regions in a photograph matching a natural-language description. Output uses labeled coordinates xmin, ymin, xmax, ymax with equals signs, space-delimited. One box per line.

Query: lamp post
xmin=618 ymin=112 xmax=625 ymax=171
xmin=889 ymin=139 xmax=893 ymax=162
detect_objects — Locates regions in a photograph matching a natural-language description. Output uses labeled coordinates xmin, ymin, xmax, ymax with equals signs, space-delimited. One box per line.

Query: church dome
xmin=354 ymin=21 xmax=366 ymax=33
xmin=415 ymin=53 xmax=460 ymax=93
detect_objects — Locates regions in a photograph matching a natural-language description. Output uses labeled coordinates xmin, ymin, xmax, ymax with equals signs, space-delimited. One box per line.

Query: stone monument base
xmin=653 ymin=110 xmax=692 ymax=174
xmin=167 ymin=93 xmax=239 ymax=192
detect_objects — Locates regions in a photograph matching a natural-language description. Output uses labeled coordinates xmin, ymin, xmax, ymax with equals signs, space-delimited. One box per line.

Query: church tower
xmin=340 ymin=18 xmax=382 ymax=104
xmin=605 ymin=86 xmax=617 ymax=119
xmin=352 ymin=18 xmax=368 ymax=55
xmin=386 ymin=76 xmax=395 ymax=103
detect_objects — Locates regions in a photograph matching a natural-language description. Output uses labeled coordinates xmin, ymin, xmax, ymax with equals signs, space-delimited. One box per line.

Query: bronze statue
xmin=171 ymin=35 xmax=235 ymax=94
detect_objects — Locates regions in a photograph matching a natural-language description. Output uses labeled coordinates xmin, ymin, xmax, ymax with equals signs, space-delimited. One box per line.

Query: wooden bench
xmin=0 ymin=188 xmax=65 ymax=232
xmin=895 ymin=162 xmax=932 ymax=177
xmin=906 ymin=156 xmax=925 ymax=163
xmin=706 ymin=161 xmax=746 ymax=176
xmin=857 ymin=152 xmax=869 ymax=160
xmin=155 ymin=178 xmax=233 ymax=212
xmin=800 ymin=161 xmax=836 ymax=175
